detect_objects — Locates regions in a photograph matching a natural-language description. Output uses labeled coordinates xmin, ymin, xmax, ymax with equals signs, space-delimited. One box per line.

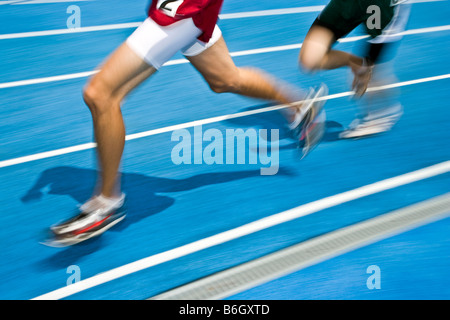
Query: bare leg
xmin=300 ymin=25 xmax=363 ymax=72
xmin=299 ymin=25 xmax=372 ymax=96
xmin=186 ymin=37 xmax=303 ymax=122
xmin=83 ymin=43 xmax=156 ymax=198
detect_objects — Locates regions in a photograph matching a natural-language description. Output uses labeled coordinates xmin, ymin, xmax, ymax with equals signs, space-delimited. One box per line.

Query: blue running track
xmin=0 ymin=0 xmax=449 ymax=300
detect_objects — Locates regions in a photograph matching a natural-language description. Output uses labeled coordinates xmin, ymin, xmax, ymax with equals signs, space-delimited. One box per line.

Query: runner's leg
xmin=186 ymin=36 xmax=304 ymax=122
xmin=186 ymin=33 xmax=328 ymax=157
xmin=299 ymin=25 xmax=363 ymax=73
xmin=84 ymin=17 xmax=203 ymax=199
xmin=83 ymin=43 xmax=156 ymax=198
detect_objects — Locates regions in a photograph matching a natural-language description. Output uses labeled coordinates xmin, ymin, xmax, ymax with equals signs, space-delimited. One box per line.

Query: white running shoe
xmin=339 ymin=106 xmax=403 ymax=139
xmin=44 ymin=194 xmax=127 ymax=247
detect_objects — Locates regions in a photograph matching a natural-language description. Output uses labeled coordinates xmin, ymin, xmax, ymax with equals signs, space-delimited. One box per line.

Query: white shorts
xmin=126 ymin=17 xmax=222 ymax=69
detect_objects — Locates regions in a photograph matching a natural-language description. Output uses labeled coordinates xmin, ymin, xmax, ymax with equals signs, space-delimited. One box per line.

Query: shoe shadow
xmin=24 ymin=165 xmax=293 ymax=269
xmin=323 ymin=121 xmax=345 ymax=142
xmin=224 ymin=103 xmax=292 ymax=140
xmin=224 ymin=104 xmax=345 ymax=149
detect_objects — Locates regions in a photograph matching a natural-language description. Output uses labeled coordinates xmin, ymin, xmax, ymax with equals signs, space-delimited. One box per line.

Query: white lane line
xmin=1 ymin=24 xmax=450 ymax=89
xmin=0 ymin=0 xmax=443 ymax=6
xmin=0 ymin=0 xmax=91 ymax=4
xmin=0 ymin=6 xmax=324 ymax=38
xmin=0 ymin=6 xmax=322 ymax=39
xmin=150 ymin=193 xmax=450 ymax=300
xmin=0 ymin=22 xmax=141 ymax=40
xmin=0 ymin=35 xmax=367 ymax=89
xmin=1 ymin=73 xmax=449 ymax=169
xmin=13 ymin=0 xmax=93 ymax=4
xmin=0 ymin=0 xmax=26 ymax=4
xmin=0 ymin=71 xmax=98 ymax=89
xmin=0 ymin=1 xmax=447 ymax=39
xmin=219 ymin=5 xmax=324 ymax=19
xmin=0 ymin=0 xmax=92 ymax=4
xmin=31 ymin=160 xmax=450 ymax=300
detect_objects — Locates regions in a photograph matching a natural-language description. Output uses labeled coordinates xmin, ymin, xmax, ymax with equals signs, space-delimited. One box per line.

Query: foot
xmin=339 ymin=105 xmax=403 ymax=139
xmin=289 ymin=84 xmax=328 ymax=159
xmin=45 ymin=194 xmax=127 ymax=247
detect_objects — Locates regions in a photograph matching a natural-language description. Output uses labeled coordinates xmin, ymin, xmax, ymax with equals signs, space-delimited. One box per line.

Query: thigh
xmin=300 ymin=0 xmax=362 ymax=69
xmin=87 ymin=41 xmax=156 ymax=102
xmin=88 ymin=17 xmax=203 ymax=102
xmin=185 ymin=35 xmax=238 ymax=86
xmin=302 ymin=24 xmax=336 ymax=54
xmin=126 ymin=17 xmax=202 ymax=69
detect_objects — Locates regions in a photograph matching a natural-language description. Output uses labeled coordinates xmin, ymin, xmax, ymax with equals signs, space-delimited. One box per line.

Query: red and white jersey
xmin=148 ymin=0 xmax=224 ymax=42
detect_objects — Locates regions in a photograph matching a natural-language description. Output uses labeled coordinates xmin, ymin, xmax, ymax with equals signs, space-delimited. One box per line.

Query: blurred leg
xmin=186 ymin=36 xmax=305 ymax=122
xmin=187 ymin=36 xmax=295 ymax=102
xmin=362 ymin=60 xmax=401 ymax=119
xmin=300 ymin=25 xmax=372 ymax=97
xmin=83 ymin=43 xmax=156 ymax=198
xmin=187 ymin=34 xmax=329 ymax=157
xmin=83 ymin=17 xmax=213 ymax=198
xmin=299 ymin=25 xmax=363 ymax=72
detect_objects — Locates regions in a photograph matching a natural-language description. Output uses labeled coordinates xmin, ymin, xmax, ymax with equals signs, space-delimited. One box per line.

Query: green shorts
xmin=314 ymin=0 xmax=397 ymax=40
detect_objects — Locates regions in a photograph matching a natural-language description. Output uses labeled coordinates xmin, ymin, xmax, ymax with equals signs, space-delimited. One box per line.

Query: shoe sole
xmin=339 ymin=111 xmax=403 ymax=139
xmin=42 ymin=214 xmax=126 ymax=247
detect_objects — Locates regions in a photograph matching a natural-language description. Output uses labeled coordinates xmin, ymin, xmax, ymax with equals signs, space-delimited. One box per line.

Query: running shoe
xmin=290 ymin=84 xmax=328 ymax=159
xmin=339 ymin=105 xmax=403 ymax=139
xmin=44 ymin=194 xmax=126 ymax=247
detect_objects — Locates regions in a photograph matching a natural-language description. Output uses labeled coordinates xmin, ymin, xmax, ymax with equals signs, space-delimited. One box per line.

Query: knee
xmin=83 ymin=79 xmax=118 ymax=116
xmin=82 ymin=84 xmax=97 ymax=110
xmin=299 ymin=49 xmax=321 ymax=73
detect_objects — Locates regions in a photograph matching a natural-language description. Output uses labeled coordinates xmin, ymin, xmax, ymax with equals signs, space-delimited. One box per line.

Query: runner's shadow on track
xmin=23 ymin=166 xmax=294 ymax=268
xmin=224 ymin=104 xmax=344 ymax=148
